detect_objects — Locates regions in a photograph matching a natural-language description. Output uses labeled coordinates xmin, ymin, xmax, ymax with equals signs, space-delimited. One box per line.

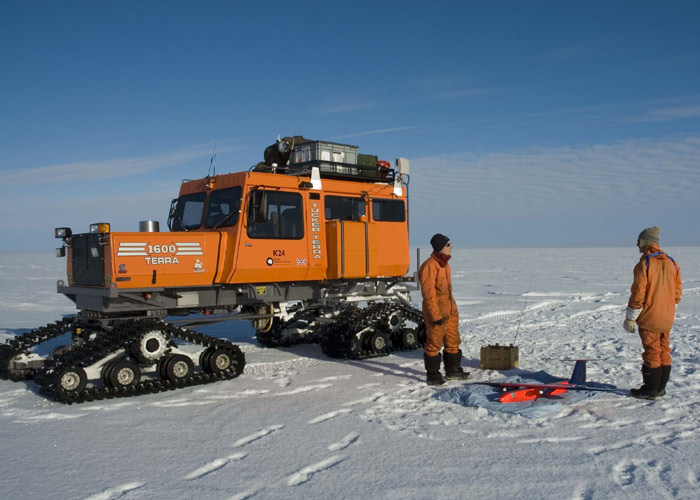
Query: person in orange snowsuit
xmin=623 ymin=226 xmax=682 ymax=400
xmin=418 ymin=234 xmax=471 ymax=385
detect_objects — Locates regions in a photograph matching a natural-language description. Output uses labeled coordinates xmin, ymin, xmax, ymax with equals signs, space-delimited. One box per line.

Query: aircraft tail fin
xmin=569 ymin=360 xmax=586 ymax=384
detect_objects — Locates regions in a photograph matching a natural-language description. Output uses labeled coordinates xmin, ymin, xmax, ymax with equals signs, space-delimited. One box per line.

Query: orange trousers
xmin=424 ymin=313 xmax=461 ymax=357
xmin=638 ymin=328 xmax=672 ymax=368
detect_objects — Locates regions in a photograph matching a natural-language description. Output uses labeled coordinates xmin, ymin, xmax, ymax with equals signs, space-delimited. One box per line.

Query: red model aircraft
xmin=477 ymin=360 xmax=617 ymax=403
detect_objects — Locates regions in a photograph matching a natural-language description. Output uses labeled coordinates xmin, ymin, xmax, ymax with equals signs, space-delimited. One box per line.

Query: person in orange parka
xmin=418 ymin=234 xmax=471 ymax=385
xmin=623 ymin=226 xmax=682 ymax=400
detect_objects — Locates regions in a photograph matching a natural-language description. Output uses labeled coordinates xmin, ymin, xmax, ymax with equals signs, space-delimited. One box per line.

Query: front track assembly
xmin=319 ymin=302 xmax=426 ymax=359
xmin=0 ymin=318 xmax=245 ymax=404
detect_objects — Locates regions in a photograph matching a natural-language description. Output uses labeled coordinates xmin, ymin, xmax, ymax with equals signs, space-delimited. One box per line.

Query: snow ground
xmin=1 ymin=248 xmax=699 ymax=500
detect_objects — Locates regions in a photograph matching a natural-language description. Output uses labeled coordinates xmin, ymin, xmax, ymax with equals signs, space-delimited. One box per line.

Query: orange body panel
xmin=325 ymin=221 xmax=378 ymax=279
xmin=109 ymin=232 xmax=224 ymax=288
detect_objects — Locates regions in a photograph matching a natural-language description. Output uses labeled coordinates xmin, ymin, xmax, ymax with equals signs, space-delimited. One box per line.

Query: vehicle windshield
xmin=170 ymin=192 xmax=206 ymax=231
xmin=205 ymin=187 xmax=243 ymax=228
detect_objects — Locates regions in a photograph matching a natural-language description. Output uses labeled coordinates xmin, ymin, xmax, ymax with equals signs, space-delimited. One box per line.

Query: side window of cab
xmin=247 ymin=190 xmax=304 ymax=239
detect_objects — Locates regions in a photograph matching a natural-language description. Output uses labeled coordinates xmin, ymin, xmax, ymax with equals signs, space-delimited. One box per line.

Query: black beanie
xmin=430 ymin=233 xmax=449 ymax=252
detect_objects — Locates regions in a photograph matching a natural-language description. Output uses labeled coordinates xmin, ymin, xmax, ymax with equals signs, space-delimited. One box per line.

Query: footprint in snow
xmin=613 ymin=460 xmax=637 ymax=486
xmin=185 ymin=453 xmax=247 ymax=480
xmin=227 ymin=488 xmax=260 ymax=500
xmin=308 ymin=408 xmax=353 ymax=424
xmin=569 ymin=482 xmax=594 ymax=500
xmin=317 ymin=375 xmax=352 ymax=382
xmin=328 ymin=433 xmax=359 ymax=451
xmin=287 ymin=455 xmax=346 ymax=486
xmin=342 ymin=392 xmax=386 ymax=407
xmin=83 ymin=482 xmax=144 ymax=500
xmin=232 ymin=425 xmax=284 ymax=448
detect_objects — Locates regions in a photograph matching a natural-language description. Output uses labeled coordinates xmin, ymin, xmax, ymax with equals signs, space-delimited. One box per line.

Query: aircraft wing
xmin=476 ymin=381 xmax=618 ymax=392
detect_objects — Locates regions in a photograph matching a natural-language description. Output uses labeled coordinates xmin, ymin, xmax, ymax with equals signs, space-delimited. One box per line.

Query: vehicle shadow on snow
xmin=269 ymin=344 xmax=484 ymax=384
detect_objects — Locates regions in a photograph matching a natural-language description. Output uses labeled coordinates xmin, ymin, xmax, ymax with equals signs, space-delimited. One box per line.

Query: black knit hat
xmin=430 ymin=233 xmax=450 ymax=252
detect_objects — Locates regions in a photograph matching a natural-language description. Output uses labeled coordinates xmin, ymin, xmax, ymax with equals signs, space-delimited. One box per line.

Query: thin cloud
xmin=332 ymin=126 xmax=420 ymax=139
xmin=410 ymin=135 xmax=700 ymax=218
xmin=3 ymin=148 xmax=216 ymax=186
xmin=623 ymin=104 xmax=700 ymax=123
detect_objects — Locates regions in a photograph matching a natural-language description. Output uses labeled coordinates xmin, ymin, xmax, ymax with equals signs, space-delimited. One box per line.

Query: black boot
xmin=424 ymin=353 xmax=445 ymax=386
xmin=630 ymin=366 xmax=662 ymax=400
xmin=657 ymin=365 xmax=671 ymax=398
xmin=443 ymin=350 xmax=472 ymax=381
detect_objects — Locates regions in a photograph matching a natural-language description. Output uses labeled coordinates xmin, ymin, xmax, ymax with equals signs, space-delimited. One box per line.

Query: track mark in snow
xmin=84 ymin=482 xmax=144 ymax=500
xmin=203 ymin=389 xmax=271 ymax=400
xmin=308 ymin=408 xmax=353 ymax=424
xmin=12 ymin=411 xmax=85 ymax=423
xmin=148 ymin=399 xmax=212 ymax=408
xmin=287 ymin=455 xmax=346 ymax=486
xmin=588 ymin=440 xmax=634 ymax=455
xmin=185 ymin=453 xmax=246 ymax=480
xmin=328 ymin=433 xmax=359 ymax=451
xmin=276 ymin=383 xmax=333 ymax=395
xmin=232 ymin=425 xmax=284 ymax=448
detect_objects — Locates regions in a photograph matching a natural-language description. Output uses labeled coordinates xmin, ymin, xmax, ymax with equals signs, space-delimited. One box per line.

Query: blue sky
xmin=1 ymin=1 xmax=699 ymax=251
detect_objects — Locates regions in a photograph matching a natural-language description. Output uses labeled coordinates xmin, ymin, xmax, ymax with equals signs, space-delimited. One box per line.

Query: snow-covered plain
xmin=1 ymin=247 xmax=699 ymax=500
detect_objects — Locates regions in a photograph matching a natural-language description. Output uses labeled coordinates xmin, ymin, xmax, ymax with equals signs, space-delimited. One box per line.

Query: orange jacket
xmin=628 ymin=244 xmax=682 ymax=332
xmin=418 ymin=255 xmax=458 ymax=323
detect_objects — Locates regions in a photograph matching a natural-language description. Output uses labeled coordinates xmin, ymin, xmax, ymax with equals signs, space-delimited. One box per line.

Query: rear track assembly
xmin=0 ymin=318 xmax=245 ymax=404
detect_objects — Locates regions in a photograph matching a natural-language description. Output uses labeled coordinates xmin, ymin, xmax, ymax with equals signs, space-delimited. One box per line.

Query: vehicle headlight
xmin=55 ymin=227 xmax=72 ymax=239
xmin=89 ymin=223 xmax=111 ymax=234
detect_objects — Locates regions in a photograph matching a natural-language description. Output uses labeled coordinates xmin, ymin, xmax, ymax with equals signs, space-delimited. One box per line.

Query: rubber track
xmin=1 ymin=319 xmax=245 ymax=404
xmin=320 ymin=301 xmax=425 ymax=360
xmin=0 ymin=318 xmax=74 ymax=381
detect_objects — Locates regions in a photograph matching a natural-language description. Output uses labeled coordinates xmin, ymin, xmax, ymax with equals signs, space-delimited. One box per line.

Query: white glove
xmin=623 ymin=307 xmax=641 ymax=333
xmin=625 ymin=307 xmax=642 ymax=320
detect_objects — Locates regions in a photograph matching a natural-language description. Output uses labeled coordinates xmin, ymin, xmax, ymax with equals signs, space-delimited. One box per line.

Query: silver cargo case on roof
xmin=291 ymin=140 xmax=358 ymax=165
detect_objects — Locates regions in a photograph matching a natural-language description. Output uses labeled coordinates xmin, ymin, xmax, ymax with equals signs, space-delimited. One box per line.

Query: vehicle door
xmin=232 ymin=187 xmax=308 ymax=284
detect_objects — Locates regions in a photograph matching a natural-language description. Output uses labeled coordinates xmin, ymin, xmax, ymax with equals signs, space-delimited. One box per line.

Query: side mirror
xmin=167 ymin=199 xmax=178 ymax=230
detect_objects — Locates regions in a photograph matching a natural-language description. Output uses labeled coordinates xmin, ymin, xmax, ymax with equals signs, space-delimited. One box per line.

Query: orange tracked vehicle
xmin=0 ymin=137 xmax=425 ymax=403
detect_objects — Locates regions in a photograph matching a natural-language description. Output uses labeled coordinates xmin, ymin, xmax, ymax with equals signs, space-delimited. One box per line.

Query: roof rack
xmin=252 ymin=160 xmax=396 ymax=184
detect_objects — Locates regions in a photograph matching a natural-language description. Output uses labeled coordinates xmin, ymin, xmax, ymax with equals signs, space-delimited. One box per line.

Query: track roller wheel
xmin=103 ymin=359 xmax=141 ymax=388
xmin=385 ymin=311 xmax=403 ymax=332
xmin=160 ymin=354 xmax=194 ymax=383
xmin=57 ymin=366 xmax=88 ymax=395
xmin=366 ymin=331 xmax=389 ymax=354
xmin=132 ymin=330 xmax=169 ymax=364
xmin=395 ymin=328 xmax=419 ymax=350
xmin=201 ymin=347 xmax=236 ymax=375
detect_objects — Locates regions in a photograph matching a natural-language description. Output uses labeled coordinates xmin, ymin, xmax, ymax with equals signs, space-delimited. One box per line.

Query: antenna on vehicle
xmin=207 ymin=143 xmax=217 ymax=177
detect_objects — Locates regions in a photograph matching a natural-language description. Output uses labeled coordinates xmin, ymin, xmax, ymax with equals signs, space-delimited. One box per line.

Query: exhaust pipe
xmin=139 ymin=220 xmax=160 ymax=232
